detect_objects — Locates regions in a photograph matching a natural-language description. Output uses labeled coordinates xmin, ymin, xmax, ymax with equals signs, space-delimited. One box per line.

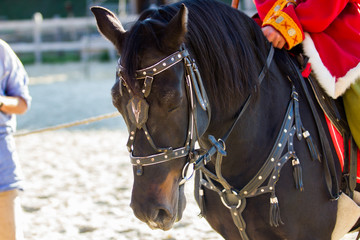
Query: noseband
xmin=118 ymin=47 xmax=211 ymax=180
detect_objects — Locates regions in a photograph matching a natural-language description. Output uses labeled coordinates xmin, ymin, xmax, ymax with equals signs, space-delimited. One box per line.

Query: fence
xmin=0 ymin=13 xmax=138 ymax=63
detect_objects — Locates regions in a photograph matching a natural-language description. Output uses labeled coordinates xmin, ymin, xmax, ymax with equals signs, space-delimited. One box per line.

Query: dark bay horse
xmin=91 ymin=0 xmax=352 ymax=239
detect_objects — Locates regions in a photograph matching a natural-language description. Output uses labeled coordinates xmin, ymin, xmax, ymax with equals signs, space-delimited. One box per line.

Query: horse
xmin=91 ymin=0 xmax=359 ymax=239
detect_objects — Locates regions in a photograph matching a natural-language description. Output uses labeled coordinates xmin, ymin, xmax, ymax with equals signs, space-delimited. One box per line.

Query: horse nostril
xmin=153 ymin=207 xmax=172 ymax=223
xmin=157 ymin=208 xmax=169 ymax=221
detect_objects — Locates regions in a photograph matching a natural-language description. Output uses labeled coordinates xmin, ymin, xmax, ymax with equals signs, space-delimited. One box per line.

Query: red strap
xmin=301 ymin=62 xmax=312 ymax=78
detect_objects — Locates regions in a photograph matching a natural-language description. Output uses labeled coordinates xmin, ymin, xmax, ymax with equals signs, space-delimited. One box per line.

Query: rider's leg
xmin=343 ymin=78 xmax=360 ymax=149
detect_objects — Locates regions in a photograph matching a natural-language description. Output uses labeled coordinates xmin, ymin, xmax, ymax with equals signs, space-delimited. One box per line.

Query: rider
xmin=252 ymin=0 xmax=360 ymax=149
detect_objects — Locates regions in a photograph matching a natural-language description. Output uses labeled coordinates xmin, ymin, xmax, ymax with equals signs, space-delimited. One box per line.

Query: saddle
xmin=275 ymin=46 xmax=358 ymax=200
xmin=292 ymin=50 xmax=359 ymax=199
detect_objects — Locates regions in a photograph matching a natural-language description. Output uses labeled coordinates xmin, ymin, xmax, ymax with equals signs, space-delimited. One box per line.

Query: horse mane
xmin=121 ymin=0 xmax=269 ymax=112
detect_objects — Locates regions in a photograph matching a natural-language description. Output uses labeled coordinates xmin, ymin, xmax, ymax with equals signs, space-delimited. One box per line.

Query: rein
xmin=193 ymin=46 xmax=321 ymax=240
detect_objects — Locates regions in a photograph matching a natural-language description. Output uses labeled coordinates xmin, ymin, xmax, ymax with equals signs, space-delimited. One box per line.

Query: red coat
xmin=254 ymin=0 xmax=360 ymax=98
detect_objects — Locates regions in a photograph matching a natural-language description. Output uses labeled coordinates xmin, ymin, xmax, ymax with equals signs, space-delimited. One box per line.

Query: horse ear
xmin=91 ymin=6 xmax=126 ymax=52
xmin=162 ymin=4 xmax=188 ymax=51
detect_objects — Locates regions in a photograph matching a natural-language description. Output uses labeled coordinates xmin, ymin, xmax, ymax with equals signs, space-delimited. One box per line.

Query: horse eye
xmin=168 ymin=105 xmax=180 ymax=113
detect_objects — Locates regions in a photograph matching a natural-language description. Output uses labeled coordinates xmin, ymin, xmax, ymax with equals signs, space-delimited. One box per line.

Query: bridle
xmin=118 ymin=43 xmax=283 ymax=239
xmin=117 ymin=46 xmax=211 ymax=183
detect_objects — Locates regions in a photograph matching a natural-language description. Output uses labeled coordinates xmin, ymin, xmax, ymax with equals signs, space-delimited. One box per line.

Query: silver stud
xmin=142 ymin=89 xmax=145 ymax=93
xmin=284 ymin=129 xmax=287 ymax=133
xmin=244 ymin=191 xmax=248 ymax=195
xmin=144 ymin=131 xmax=148 ymax=135
xmin=130 ymin=136 xmax=134 ymax=140
xmin=151 ymin=158 xmax=155 ymax=162
xmin=136 ymin=160 xmax=140 ymax=164
xmin=258 ymin=176 xmax=262 ymax=180
xmin=162 ymin=62 xmax=167 ymax=66
xmin=131 ymin=131 xmax=135 ymax=135
xmin=153 ymin=68 xmax=157 ymax=72
xmin=273 ymin=176 xmax=276 ymax=179
xmin=303 ymin=131 xmax=310 ymax=138
xmin=269 ymin=187 xmax=273 ymax=190
xmin=147 ymin=137 xmax=150 ymax=140
xmin=261 ymin=189 xmax=264 ymax=192
xmin=271 ymin=158 xmax=275 ymax=162
xmin=277 ymin=163 xmax=281 ymax=166
xmin=278 ymin=143 xmax=282 ymax=147
xmin=177 ymin=54 xmax=182 ymax=58
xmin=175 ymin=152 xmax=178 ymax=156
xmin=164 ymin=155 xmax=168 ymax=159
xmin=171 ymin=57 xmax=175 ymax=61
xmin=234 ymin=212 xmax=238 ymax=216
xmin=143 ymin=71 xmax=146 ymax=75
xmin=288 ymin=115 xmax=291 ymax=120
xmin=182 ymin=150 xmax=184 ymax=154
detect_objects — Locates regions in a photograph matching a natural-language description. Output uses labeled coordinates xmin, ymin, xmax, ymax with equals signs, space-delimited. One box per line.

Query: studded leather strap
xmin=135 ymin=50 xmax=189 ymax=79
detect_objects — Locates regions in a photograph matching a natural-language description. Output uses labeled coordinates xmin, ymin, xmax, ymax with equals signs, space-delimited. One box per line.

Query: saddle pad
xmin=325 ymin=115 xmax=360 ymax=183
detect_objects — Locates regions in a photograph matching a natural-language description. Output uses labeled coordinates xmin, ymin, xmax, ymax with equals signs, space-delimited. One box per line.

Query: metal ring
xmin=218 ymin=138 xmax=226 ymax=151
xmin=220 ymin=189 xmax=241 ymax=209
xmin=180 ymin=162 xmax=195 ymax=185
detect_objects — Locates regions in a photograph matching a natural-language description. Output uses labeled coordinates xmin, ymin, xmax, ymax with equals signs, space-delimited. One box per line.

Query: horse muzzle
xmin=130 ymin=184 xmax=186 ymax=231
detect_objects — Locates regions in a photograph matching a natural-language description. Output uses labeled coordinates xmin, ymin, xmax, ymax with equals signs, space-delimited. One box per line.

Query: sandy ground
xmin=16 ymin=130 xmax=220 ymax=240
xmin=13 ymin=62 xmax=358 ymax=239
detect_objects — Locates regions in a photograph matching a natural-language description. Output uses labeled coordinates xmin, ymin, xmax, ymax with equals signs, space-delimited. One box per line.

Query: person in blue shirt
xmin=0 ymin=39 xmax=31 ymax=240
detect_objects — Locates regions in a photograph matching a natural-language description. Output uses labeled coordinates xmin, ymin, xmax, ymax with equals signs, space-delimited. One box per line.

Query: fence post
xmin=33 ymin=12 xmax=43 ymax=64
xmin=119 ymin=0 xmax=127 ymax=17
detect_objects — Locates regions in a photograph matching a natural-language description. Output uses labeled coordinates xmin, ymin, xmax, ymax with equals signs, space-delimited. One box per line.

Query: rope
xmin=14 ymin=111 xmax=121 ymax=137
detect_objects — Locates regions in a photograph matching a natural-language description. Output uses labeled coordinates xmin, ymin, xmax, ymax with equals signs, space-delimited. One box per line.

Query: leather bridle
xmin=117 ymin=47 xmax=211 ymax=183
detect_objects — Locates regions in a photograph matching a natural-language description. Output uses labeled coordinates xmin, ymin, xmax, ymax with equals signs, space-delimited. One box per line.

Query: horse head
xmin=92 ymin=5 xmax=210 ymax=231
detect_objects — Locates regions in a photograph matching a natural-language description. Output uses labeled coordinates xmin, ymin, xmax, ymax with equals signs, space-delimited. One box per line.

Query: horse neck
xmin=202 ymin=58 xmax=293 ymax=187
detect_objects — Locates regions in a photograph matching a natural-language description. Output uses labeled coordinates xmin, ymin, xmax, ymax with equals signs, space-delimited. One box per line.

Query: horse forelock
xmin=120 ymin=9 xmax=173 ymax=93
xmin=120 ymin=0 xmax=269 ymax=110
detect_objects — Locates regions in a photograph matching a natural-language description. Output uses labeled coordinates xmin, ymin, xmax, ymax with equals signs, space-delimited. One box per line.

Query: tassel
xmin=303 ymin=130 xmax=321 ymax=162
xmin=269 ymin=194 xmax=284 ymax=227
xmin=292 ymin=158 xmax=304 ymax=191
xmin=197 ymin=188 xmax=205 ymax=218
